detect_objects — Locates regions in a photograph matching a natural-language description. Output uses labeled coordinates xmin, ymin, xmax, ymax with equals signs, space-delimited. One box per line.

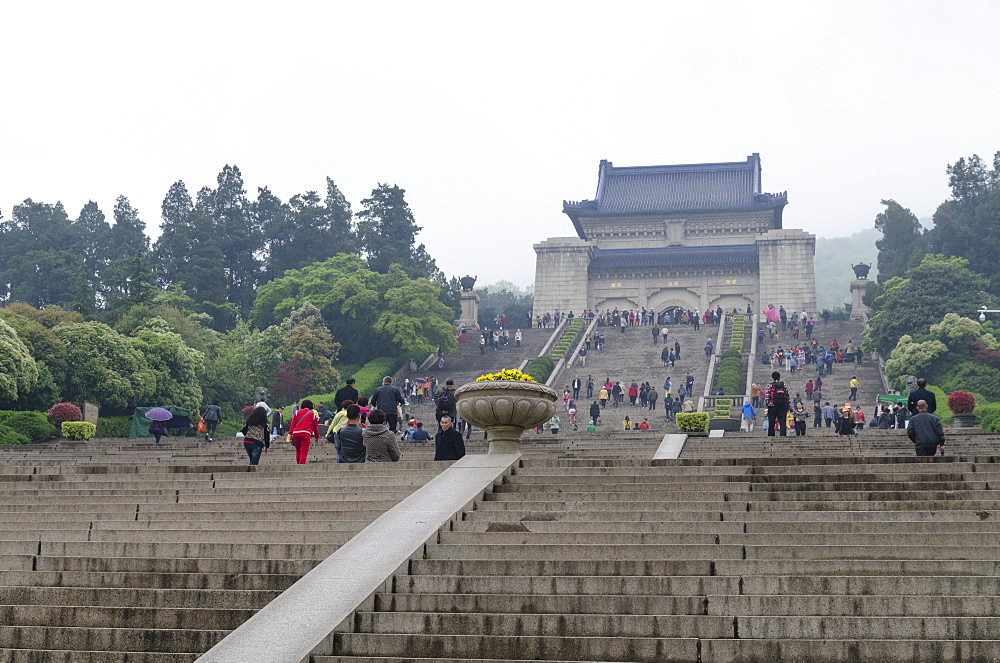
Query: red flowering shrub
xmin=241 ymin=406 xmax=255 ymax=417
xmin=947 ymin=390 xmax=977 ymax=414
xmin=46 ymin=402 xmax=83 ymax=424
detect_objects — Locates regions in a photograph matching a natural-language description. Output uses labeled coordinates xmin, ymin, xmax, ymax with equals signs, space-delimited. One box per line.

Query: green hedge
xmin=98 ymin=417 xmax=131 ymax=438
xmin=976 ymin=403 xmax=1000 ymax=433
xmin=304 ymin=353 xmax=410 ymax=406
xmin=526 ymin=356 xmax=555 ymax=383
xmin=0 ymin=425 xmax=29 ymax=445
xmin=676 ymin=412 xmax=710 ymax=432
xmin=2 ymin=412 xmax=57 ymax=442
xmin=62 ymin=421 xmax=97 ymax=440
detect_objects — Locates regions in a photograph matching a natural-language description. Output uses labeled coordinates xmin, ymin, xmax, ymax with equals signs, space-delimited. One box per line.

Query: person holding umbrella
xmin=145 ymin=407 xmax=173 ymax=444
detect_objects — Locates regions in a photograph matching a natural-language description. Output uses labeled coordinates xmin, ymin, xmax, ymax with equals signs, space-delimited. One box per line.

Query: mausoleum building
xmin=533 ymin=154 xmax=817 ymax=317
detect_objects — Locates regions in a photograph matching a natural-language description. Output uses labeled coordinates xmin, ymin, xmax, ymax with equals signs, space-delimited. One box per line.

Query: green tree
xmin=476 ymin=280 xmax=534 ymax=328
xmin=0 ymin=200 xmax=84 ymax=308
xmin=73 ymin=201 xmax=111 ymax=313
xmin=212 ymin=165 xmax=260 ymax=313
xmin=104 ymin=196 xmax=156 ymax=315
xmin=153 ymin=181 xmax=228 ymax=319
xmin=250 ymin=255 xmax=455 ymax=366
xmin=130 ymin=317 xmax=205 ymax=411
xmin=356 ymin=184 xmax=439 ymax=279
xmin=883 ymin=335 xmax=949 ymax=390
xmin=874 ymin=199 xmax=926 ymax=284
xmin=277 ymin=302 xmax=340 ymax=395
xmin=0 ymin=306 xmax=70 ymax=391
xmin=0 ymin=318 xmax=39 ymax=405
xmin=53 ymin=321 xmax=156 ymax=414
xmin=264 ymin=178 xmax=356 ymax=280
xmin=864 ymin=255 xmax=993 ymax=354
xmin=374 ymin=265 xmax=458 ymax=358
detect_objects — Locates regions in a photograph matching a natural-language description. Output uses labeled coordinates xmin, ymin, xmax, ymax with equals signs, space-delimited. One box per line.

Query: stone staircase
xmin=755 ymin=319 xmax=883 ymax=408
xmin=319 ymin=454 xmax=1000 ymax=663
xmin=0 ymin=438 xmax=446 ymax=662
xmin=551 ymin=322 xmax=720 ymax=416
xmin=403 ymin=327 xmax=554 ymax=391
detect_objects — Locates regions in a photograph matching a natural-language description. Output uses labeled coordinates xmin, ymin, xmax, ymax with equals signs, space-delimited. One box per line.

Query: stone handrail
xmin=862 ymin=312 xmax=894 ymax=394
xmin=698 ymin=315 xmax=729 ymax=411
xmin=546 ymin=316 xmax=599 ymax=389
xmin=196 ymin=454 xmax=521 ymax=663
xmin=744 ymin=313 xmax=759 ymax=401
xmin=536 ymin=317 xmax=568 ymax=357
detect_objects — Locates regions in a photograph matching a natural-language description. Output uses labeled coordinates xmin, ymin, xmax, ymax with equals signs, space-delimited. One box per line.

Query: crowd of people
xmin=217 ymin=374 xmax=470 ymax=467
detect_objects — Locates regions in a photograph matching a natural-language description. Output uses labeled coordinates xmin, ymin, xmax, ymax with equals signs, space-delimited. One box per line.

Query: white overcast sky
xmin=2 ymin=1 xmax=999 ymax=289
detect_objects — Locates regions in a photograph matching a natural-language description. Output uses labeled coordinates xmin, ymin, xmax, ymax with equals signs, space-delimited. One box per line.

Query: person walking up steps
xmin=764 ymin=371 xmax=790 ymax=437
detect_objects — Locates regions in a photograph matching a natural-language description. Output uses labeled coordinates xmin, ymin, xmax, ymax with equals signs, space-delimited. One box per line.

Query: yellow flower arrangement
xmin=475 ymin=368 xmax=537 ymax=383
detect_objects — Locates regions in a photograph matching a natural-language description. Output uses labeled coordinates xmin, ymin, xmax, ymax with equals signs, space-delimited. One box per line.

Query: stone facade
xmin=533 ymin=155 xmax=817 ymax=316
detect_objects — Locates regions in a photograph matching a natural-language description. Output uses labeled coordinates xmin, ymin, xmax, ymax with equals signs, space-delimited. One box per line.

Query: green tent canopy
xmin=876 ymin=394 xmax=908 ymax=405
xmin=129 ymin=406 xmax=193 ymax=438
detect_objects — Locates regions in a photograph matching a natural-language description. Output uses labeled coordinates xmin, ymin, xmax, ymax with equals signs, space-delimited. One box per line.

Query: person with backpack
xmin=435 ymin=378 xmax=458 ymax=426
xmin=764 ymin=371 xmax=790 ymax=437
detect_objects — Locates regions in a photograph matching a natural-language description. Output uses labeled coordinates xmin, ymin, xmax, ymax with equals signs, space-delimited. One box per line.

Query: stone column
xmin=755 ymin=229 xmax=818 ymax=314
xmin=850 ymin=280 xmax=871 ymax=320
xmin=532 ymin=237 xmax=593 ymax=317
xmin=456 ymin=291 xmax=480 ymax=330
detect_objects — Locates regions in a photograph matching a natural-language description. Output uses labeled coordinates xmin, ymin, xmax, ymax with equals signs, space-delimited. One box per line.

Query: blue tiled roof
xmin=589 ymin=245 xmax=758 ymax=271
xmin=563 ymin=154 xmax=787 ymax=238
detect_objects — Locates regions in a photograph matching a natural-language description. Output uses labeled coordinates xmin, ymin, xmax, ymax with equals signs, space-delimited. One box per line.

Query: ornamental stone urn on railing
xmin=851 ymin=263 xmax=871 ymax=280
xmin=455 ymin=369 xmax=558 ymax=454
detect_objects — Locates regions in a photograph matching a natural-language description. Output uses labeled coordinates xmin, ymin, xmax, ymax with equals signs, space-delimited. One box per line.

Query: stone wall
xmin=532 ymin=237 xmax=593 ymax=317
xmin=755 ymin=229 xmax=818 ymax=315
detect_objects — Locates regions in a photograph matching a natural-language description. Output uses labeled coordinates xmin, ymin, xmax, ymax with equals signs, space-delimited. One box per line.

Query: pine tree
xmin=356 ymin=184 xmax=439 ymax=278
xmin=105 ymin=196 xmax=156 ymax=313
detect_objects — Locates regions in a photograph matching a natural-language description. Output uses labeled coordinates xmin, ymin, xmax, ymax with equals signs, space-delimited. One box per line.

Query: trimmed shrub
xmin=976 ymin=403 xmax=1000 ymax=433
xmin=47 ymin=402 xmax=83 ymax=424
xmin=676 ymin=412 xmax=710 ymax=432
xmin=948 ymin=390 xmax=977 ymax=414
xmin=527 ymin=356 xmax=555 ymax=383
xmin=97 ymin=416 xmax=131 ymax=438
xmin=62 ymin=421 xmax=96 ymax=440
xmin=0 ymin=424 xmax=29 ymax=445
xmin=4 ymin=412 xmax=57 ymax=442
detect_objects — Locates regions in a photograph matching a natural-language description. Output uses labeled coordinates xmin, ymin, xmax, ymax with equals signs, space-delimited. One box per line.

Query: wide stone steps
xmin=0 ymin=439 xmax=447 ymax=661
xmin=320 ymin=455 xmax=1000 ymax=662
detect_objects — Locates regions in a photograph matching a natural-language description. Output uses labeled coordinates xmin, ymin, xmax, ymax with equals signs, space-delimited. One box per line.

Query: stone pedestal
xmin=457 ymin=291 xmax=480 ymax=330
xmin=850 ymin=280 xmax=872 ymax=320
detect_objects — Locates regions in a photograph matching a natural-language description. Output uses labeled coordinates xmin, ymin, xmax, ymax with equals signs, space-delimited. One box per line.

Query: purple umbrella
xmin=145 ymin=407 xmax=173 ymax=421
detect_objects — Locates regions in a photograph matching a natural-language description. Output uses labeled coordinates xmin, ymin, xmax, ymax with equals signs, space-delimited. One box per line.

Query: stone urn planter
xmin=952 ymin=413 xmax=978 ymax=429
xmin=455 ymin=380 xmax=558 ymax=454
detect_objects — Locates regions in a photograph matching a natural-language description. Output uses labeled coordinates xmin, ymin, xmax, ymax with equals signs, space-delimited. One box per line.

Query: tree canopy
xmin=864 ymin=255 xmax=993 ymax=355
xmin=250 ymin=255 xmax=456 ymax=365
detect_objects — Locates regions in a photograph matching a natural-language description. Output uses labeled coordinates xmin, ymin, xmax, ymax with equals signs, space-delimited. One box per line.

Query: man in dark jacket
xmin=370 ymin=377 xmax=406 ymax=432
xmin=907 ymin=378 xmax=937 ymax=415
xmin=434 ymin=416 xmax=466 ymax=461
xmin=589 ymin=401 xmax=601 ymax=427
xmin=334 ymin=378 xmax=359 ymax=411
xmin=907 ymin=400 xmax=945 ymax=456
xmin=336 ymin=404 xmax=366 ymax=463
xmin=435 ymin=378 xmax=458 ymax=424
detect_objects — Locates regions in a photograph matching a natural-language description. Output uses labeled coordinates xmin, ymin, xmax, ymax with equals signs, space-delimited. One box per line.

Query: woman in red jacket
xmin=288 ymin=399 xmax=320 ymax=464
